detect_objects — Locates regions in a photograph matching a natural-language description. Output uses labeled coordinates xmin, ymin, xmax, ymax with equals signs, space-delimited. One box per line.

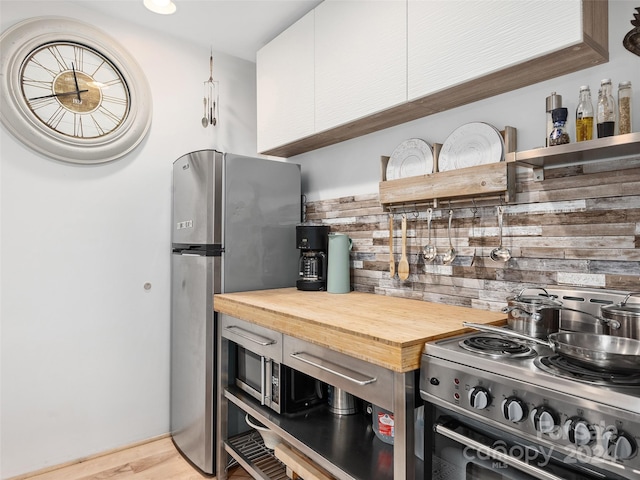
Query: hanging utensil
xmin=442 ymin=209 xmax=456 ymax=264
xmin=202 ymin=97 xmax=209 ymax=128
xmin=389 ymin=214 xmax=395 ymax=277
xmin=398 ymin=214 xmax=410 ymax=280
xmin=490 ymin=205 xmax=511 ymax=262
xmin=208 ymin=52 xmax=214 ymax=125
xmin=422 ymin=208 xmax=436 ymax=262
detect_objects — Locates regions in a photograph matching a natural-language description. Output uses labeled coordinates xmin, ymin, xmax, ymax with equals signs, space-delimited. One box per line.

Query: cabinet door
xmin=257 ymin=10 xmax=314 ymax=154
xmin=408 ymin=0 xmax=583 ymax=101
xmin=314 ymin=0 xmax=407 ymax=133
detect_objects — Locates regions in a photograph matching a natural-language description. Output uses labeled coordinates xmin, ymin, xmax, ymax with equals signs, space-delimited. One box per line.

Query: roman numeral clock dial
xmin=22 ymin=42 xmax=129 ymax=139
xmin=1 ymin=17 xmax=152 ymax=164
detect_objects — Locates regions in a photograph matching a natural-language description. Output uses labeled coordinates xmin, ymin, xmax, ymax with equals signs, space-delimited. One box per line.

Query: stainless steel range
xmin=420 ymin=287 xmax=640 ymax=480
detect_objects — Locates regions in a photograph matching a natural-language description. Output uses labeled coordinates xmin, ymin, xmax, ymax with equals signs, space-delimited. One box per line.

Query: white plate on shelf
xmin=438 ymin=123 xmax=504 ymax=172
xmin=386 ymin=138 xmax=433 ymax=180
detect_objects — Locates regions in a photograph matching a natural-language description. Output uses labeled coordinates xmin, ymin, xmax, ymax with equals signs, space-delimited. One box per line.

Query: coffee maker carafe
xmin=296 ymin=225 xmax=329 ymax=291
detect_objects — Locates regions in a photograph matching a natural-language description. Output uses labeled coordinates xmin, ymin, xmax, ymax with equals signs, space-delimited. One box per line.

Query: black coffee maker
xmin=296 ymin=225 xmax=330 ymax=291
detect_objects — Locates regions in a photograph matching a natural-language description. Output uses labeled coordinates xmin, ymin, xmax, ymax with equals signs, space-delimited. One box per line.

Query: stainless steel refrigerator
xmin=170 ymin=150 xmax=301 ymax=473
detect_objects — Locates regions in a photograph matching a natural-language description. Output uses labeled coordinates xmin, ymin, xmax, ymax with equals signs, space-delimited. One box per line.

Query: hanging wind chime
xmin=201 ymin=49 xmax=219 ymax=128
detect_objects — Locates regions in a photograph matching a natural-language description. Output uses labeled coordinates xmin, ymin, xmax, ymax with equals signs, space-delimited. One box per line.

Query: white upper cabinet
xmin=408 ymin=0 xmax=583 ymax=101
xmin=314 ymin=0 xmax=407 ymax=133
xmin=257 ymin=11 xmax=314 ymax=154
xmin=256 ymin=0 xmax=607 ymax=157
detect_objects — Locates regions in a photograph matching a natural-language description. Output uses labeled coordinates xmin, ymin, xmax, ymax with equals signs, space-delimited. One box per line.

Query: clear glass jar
xmin=618 ymin=81 xmax=632 ymax=135
xmin=597 ymin=78 xmax=616 ymax=138
xmin=575 ymin=85 xmax=594 ymax=142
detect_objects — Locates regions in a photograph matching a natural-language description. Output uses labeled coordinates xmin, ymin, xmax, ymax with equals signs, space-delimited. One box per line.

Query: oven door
xmin=425 ymin=405 xmax=621 ymax=480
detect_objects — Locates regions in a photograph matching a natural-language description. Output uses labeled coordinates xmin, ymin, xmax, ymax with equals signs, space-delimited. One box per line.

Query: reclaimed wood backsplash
xmin=305 ymin=157 xmax=640 ymax=312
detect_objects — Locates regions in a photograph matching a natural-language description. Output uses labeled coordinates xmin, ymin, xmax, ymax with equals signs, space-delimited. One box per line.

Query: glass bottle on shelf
xmin=618 ymin=81 xmax=632 ymax=135
xmin=597 ymin=78 xmax=616 ymax=138
xmin=549 ymin=107 xmax=570 ymax=146
xmin=575 ymin=85 xmax=594 ymax=142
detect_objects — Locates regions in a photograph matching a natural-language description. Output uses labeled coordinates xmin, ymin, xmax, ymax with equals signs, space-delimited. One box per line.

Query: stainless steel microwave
xmin=221 ymin=315 xmax=325 ymax=415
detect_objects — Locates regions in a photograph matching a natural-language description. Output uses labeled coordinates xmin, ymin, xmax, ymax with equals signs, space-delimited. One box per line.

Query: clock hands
xmin=71 ymin=62 xmax=82 ymax=101
xmin=28 ymin=89 xmax=89 ymax=101
xmin=28 ymin=63 xmax=88 ymax=102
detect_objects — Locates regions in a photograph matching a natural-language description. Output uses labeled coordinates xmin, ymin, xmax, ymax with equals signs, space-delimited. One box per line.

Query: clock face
xmin=0 ymin=17 xmax=152 ymax=164
xmin=21 ymin=42 xmax=130 ymax=139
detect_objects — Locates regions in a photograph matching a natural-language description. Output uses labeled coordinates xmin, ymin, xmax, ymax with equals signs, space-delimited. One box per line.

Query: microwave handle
xmin=260 ymin=357 xmax=267 ymax=406
xmin=289 ymin=352 xmax=377 ymax=386
xmin=224 ymin=325 xmax=277 ymax=346
xmin=434 ymin=423 xmax=565 ymax=480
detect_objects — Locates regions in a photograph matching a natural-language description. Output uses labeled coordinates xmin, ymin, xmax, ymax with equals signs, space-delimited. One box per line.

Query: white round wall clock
xmin=0 ymin=17 xmax=152 ymax=164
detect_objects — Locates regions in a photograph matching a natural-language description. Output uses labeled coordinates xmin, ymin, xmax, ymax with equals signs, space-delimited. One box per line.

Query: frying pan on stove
xmin=462 ymin=322 xmax=640 ymax=373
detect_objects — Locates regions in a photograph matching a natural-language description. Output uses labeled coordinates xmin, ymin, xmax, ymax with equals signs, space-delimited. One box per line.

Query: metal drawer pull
xmin=434 ymin=423 xmax=565 ymax=480
xmin=289 ymin=352 xmax=377 ymax=386
xmin=224 ymin=326 xmax=276 ymax=346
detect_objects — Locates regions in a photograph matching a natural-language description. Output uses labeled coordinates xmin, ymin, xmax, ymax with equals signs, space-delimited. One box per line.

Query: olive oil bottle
xmin=575 ymin=85 xmax=594 ymax=142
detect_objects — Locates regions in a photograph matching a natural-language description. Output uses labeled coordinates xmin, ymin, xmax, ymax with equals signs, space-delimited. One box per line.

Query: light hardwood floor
xmin=13 ymin=436 xmax=251 ymax=480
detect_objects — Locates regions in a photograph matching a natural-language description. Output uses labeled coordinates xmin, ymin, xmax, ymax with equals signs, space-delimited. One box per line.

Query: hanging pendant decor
xmin=202 ymin=49 xmax=219 ymax=127
xmin=623 ymin=7 xmax=640 ymax=57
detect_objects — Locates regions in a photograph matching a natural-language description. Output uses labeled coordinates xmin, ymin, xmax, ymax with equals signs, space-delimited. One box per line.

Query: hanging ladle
xmin=442 ymin=209 xmax=456 ymax=264
xmin=422 ymin=208 xmax=436 ymax=261
xmin=490 ymin=205 xmax=512 ymax=262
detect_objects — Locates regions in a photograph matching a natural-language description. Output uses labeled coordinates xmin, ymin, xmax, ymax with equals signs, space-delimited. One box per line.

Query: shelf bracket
xmin=532 ymin=167 xmax=545 ymax=182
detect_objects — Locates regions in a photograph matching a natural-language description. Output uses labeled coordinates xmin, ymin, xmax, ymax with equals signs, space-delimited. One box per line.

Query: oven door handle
xmin=224 ymin=325 xmax=277 ymax=346
xmin=289 ymin=352 xmax=377 ymax=386
xmin=434 ymin=423 xmax=566 ymax=480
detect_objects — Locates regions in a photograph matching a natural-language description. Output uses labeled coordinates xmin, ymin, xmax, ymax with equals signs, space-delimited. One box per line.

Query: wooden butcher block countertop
xmin=215 ymin=288 xmax=506 ymax=373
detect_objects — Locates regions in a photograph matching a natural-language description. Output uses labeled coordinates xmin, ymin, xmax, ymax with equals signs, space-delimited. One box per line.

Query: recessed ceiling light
xmin=144 ymin=0 xmax=176 ymax=15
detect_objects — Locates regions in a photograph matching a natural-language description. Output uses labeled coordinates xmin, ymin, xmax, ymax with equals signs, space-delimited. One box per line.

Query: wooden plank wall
xmin=305 ymin=157 xmax=640 ymax=312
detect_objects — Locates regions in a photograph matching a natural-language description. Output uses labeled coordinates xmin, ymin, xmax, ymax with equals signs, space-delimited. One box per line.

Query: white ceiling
xmin=87 ymin=0 xmax=322 ymax=62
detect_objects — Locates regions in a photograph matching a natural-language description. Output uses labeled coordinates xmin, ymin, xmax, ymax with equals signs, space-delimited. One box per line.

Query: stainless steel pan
xmin=463 ymin=322 xmax=640 ymax=373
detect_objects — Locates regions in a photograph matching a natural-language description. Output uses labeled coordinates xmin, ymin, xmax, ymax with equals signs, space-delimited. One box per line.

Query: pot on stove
xmin=503 ymin=287 xmax=562 ymax=338
xmin=600 ymin=292 xmax=640 ymax=339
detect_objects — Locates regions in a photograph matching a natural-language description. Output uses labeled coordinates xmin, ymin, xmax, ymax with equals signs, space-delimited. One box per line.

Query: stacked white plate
xmin=386 ymin=138 xmax=434 ymax=180
xmin=438 ymin=122 xmax=504 ymax=171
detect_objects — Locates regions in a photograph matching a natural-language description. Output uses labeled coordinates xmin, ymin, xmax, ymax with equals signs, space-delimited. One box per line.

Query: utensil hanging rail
xmin=384 ymin=195 xmax=507 ymax=212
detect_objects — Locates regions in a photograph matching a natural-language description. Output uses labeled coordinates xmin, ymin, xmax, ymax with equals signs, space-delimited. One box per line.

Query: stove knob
xmin=564 ymin=417 xmax=595 ymax=446
xmin=530 ymin=406 xmax=559 ymax=434
xmin=468 ymin=386 xmax=491 ymax=410
xmin=501 ymin=397 xmax=528 ymax=422
xmin=603 ymin=430 xmax=637 ymax=460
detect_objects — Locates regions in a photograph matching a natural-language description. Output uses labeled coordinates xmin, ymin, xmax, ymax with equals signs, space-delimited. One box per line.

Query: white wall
xmin=294 ymin=0 xmax=640 ymax=201
xmin=0 ymin=2 xmax=259 ymax=477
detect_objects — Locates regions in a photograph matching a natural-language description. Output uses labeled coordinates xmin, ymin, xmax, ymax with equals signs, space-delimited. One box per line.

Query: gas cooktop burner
xmin=458 ymin=335 xmax=536 ymax=358
xmin=535 ymin=355 xmax=640 ymax=387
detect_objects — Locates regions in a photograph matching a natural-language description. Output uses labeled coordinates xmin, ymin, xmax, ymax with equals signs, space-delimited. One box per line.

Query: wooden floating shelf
xmin=379 ymin=161 xmax=515 ymax=206
xmin=379 ymin=130 xmax=640 ymax=208
xmin=379 ymin=126 xmax=517 ymax=207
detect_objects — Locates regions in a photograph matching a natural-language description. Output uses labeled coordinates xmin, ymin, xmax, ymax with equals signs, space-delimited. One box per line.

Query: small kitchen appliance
xmin=296 ymin=225 xmax=329 ymax=291
xmin=327 ymin=232 xmax=352 ymax=294
xmin=420 ymin=286 xmax=640 ymax=480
